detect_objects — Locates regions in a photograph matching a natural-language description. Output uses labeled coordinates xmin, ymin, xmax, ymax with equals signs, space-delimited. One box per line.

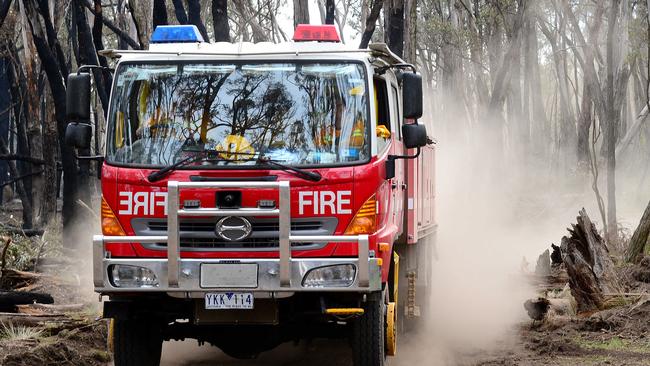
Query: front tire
xmin=352 ymin=291 xmax=387 ymax=366
xmin=113 ymin=318 xmax=163 ymax=366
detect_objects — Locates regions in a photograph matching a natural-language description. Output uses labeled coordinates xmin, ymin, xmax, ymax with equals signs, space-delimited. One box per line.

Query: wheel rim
xmin=386 ymin=301 xmax=397 ymax=356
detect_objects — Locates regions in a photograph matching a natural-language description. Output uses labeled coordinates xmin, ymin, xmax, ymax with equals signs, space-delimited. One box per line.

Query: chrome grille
xmin=131 ymin=217 xmax=338 ymax=251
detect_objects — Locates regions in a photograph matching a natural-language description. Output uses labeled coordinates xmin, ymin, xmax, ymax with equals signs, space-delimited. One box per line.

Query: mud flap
xmin=386 ymin=301 xmax=397 ymax=356
xmin=108 ymin=319 xmax=114 ymax=353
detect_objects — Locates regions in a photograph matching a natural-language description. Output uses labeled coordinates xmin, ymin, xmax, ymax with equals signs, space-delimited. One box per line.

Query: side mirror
xmin=402 ymin=123 xmax=427 ymax=149
xmin=402 ymin=72 xmax=423 ymax=119
xmin=65 ymin=122 xmax=92 ymax=149
xmin=66 ymin=73 xmax=91 ymax=122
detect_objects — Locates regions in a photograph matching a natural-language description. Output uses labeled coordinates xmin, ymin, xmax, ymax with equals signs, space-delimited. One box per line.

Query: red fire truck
xmin=65 ymin=24 xmax=436 ymax=366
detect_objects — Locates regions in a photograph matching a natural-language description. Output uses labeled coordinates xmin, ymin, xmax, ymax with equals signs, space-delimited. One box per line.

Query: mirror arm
xmin=388 ymin=147 xmax=421 ymax=161
xmin=74 ymin=154 xmax=104 ymax=179
xmin=75 ymin=155 xmax=104 ymax=162
xmin=375 ymin=63 xmax=417 ymax=75
xmin=77 ymin=65 xmax=115 ymax=75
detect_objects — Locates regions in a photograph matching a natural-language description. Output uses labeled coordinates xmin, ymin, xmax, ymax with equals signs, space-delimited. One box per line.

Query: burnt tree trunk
xmin=171 ymin=0 xmax=188 ymax=24
xmin=81 ymin=0 xmax=141 ymax=49
xmin=0 ymin=0 xmax=11 ymax=28
xmin=403 ymin=0 xmax=417 ymax=64
xmin=324 ymin=0 xmax=335 ymax=24
xmin=152 ymin=0 xmax=168 ymax=29
xmin=604 ymin=0 xmax=623 ymax=245
xmin=560 ymin=209 xmax=622 ymax=312
xmin=91 ymin=0 xmax=110 ymax=72
xmin=72 ymin=0 xmax=104 ymax=211
xmin=211 ymin=0 xmax=230 ymax=42
xmin=625 ymin=201 xmax=650 ymax=263
xmin=5 ymin=44 xmax=33 ymax=228
xmin=293 ymin=0 xmax=310 ymax=28
xmin=23 ymin=0 xmax=78 ymax=239
xmin=384 ymin=0 xmax=404 ymax=58
xmin=359 ymin=0 xmax=383 ymax=48
xmin=0 ymin=58 xmax=8 ymax=203
xmin=0 ymin=138 xmax=32 ymax=228
xmin=187 ymin=0 xmax=209 ymax=41
xmin=577 ymin=81 xmax=592 ymax=171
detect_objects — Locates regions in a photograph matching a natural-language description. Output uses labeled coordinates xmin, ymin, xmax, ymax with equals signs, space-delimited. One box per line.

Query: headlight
xmin=109 ymin=265 xmax=159 ymax=288
xmin=302 ymin=264 xmax=356 ymax=288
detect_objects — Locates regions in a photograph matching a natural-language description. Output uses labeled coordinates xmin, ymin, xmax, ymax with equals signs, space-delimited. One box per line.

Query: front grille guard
xmin=93 ymin=181 xmax=370 ymax=289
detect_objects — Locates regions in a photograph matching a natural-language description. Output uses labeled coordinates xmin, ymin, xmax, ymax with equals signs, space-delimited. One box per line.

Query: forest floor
xmin=2 ymin=203 xmax=650 ymax=365
xmin=463 ymin=260 xmax=650 ymax=366
xmin=0 ymin=268 xmax=110 ymax=366
xmin=3 ymin=260 xmax=650 ymax=366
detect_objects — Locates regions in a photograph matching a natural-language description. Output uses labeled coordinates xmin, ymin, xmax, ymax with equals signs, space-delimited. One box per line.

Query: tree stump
xmin=560 ymin=209 xmax=622 ymax=312
xmin=624 ymin=200 xmax=650 ymax=263
xmin=535 ymin=249 xmax=551 ymax=276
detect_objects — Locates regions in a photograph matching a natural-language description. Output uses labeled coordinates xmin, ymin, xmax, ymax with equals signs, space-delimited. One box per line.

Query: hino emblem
xmin=215 ymin=216 xmax=252 ymax=241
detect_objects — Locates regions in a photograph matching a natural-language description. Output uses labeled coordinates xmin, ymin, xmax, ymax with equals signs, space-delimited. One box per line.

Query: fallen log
xmin=0 ymin=312 xmax=96 ymax=335
xmin=560 ymin=209 xmax=623 ymax=313
xmin=16 ymin=303 xmax=85 ymax=313
xmin=0 ymin=269 xmax=41 ymax=290
xmin=0 ymin=311 xmax=65 ymax=328
xmin=0 ymin=223 xmax=44 ymax=237
xmin=0 ymin=291 xmax=54 ymax=312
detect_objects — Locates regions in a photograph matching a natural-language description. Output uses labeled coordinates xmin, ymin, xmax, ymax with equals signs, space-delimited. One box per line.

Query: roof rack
xmin=98 ymin=48 xmax=372 ymax=59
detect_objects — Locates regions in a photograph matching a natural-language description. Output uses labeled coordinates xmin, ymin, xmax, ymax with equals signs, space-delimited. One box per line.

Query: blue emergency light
xmin=150 ymin=25 xmax=205 ymax=44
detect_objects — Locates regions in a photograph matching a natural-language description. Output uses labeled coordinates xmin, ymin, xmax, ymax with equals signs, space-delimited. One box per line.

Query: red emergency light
xmin=293 ymin=24 xmax=341 ymax=42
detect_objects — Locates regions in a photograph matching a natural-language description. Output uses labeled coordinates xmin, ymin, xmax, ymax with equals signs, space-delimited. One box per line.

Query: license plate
xmin=205 ymin=292 xmax=254 ymax=310
xmin=200 ymin=263 xmax=258 ymax=288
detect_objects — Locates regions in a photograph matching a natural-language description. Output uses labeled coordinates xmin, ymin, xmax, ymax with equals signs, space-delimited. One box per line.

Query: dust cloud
xmin=70 ymin=205 xmax=102 ymax=308
xmin=398 ymin=124 xmax=595 ymax=364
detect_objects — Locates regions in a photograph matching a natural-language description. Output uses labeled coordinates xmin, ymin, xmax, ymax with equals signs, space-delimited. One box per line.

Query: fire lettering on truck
xmin=298 ymin=191 xmax=352 ymax=215
xmin=118 ymin=192 xmax=168 ymax=216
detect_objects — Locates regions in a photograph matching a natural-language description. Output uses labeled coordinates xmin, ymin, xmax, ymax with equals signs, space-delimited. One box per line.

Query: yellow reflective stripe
xmin=324 ymin=308 xmax=365 ymax=315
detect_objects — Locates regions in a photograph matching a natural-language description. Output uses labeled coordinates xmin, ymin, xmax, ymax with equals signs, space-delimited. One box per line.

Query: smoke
xmin=393 ymin=121 xmax=597 ymax=364
xmin=395 ymin=88 xmax=650 ymax=365
xmin=68 ymin=200 xmax=103 ymax=308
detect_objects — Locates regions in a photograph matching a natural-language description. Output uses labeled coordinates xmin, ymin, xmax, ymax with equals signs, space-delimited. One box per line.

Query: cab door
xmin=387 ymin=78 xmax=406 ymax=236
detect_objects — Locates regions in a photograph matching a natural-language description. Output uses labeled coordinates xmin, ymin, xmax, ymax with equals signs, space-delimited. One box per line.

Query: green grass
xmin=0 ymin=323 xmax=44 ymax=341
xmin=573 ymin=336 xmax=650 ymax=354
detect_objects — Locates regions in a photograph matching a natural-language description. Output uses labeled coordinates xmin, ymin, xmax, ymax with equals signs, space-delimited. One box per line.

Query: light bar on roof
xmin=150 ymin=25 xmax=205 ymax=44
xmin=293 ymin=24 xmax=341 ymax=42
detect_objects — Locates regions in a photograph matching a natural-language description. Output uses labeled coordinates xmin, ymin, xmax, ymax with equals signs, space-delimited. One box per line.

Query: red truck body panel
xmin=101 ymin=154 xmax=402 ymax=282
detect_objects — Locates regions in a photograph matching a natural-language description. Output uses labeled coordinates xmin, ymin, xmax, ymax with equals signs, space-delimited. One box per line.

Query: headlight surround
xmin=109 ymin=264 xmax=159 ymax=288
xmin=302 ymin=264 xmax=356 ymax=288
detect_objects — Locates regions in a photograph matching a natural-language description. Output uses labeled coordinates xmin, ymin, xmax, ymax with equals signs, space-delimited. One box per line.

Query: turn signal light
xmin=344 ymin=195 xmax=377 ymax=235
xmin=101 ymin=197 xmax=126 ymax=236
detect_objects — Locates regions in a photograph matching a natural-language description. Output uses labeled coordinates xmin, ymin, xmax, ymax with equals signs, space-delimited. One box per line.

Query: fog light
xmin=109 ymin=265 xmax=159 ymax=288
xmin=302 ymin=264 xmax=356 ymax=288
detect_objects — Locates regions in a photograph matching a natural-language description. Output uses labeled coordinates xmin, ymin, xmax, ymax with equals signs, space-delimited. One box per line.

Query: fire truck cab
xmin=65 ymin=25 xmax=436 ymax=366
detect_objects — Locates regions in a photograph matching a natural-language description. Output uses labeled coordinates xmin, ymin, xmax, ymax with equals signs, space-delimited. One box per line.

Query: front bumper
xmin=94 ymin=180 xmax=380 ymax=295
xmin=93 ymin=253 xmax=382 ymax=294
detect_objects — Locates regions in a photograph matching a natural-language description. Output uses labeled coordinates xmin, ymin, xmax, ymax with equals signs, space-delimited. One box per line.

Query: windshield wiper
xmin=256 ymin=156 xmax=322 ymax=182
xmin=147 ymin=153 xmax=207 ymax=182
xmin=148 ymin=150 xmax=255 ymax=182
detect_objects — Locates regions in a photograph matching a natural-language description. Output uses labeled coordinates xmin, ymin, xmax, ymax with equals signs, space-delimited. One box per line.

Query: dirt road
xmin=160 ymin=334 xmax=441 ymax=366
xmin=161 ymin=339 xmax=352 ymax=366
xmin=159 ymin=332 xmax=485 ymax=366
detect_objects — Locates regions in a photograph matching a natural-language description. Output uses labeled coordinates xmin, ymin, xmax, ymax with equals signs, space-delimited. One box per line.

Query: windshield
xmin=106 ymin=62 xmax=369 ymax=167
